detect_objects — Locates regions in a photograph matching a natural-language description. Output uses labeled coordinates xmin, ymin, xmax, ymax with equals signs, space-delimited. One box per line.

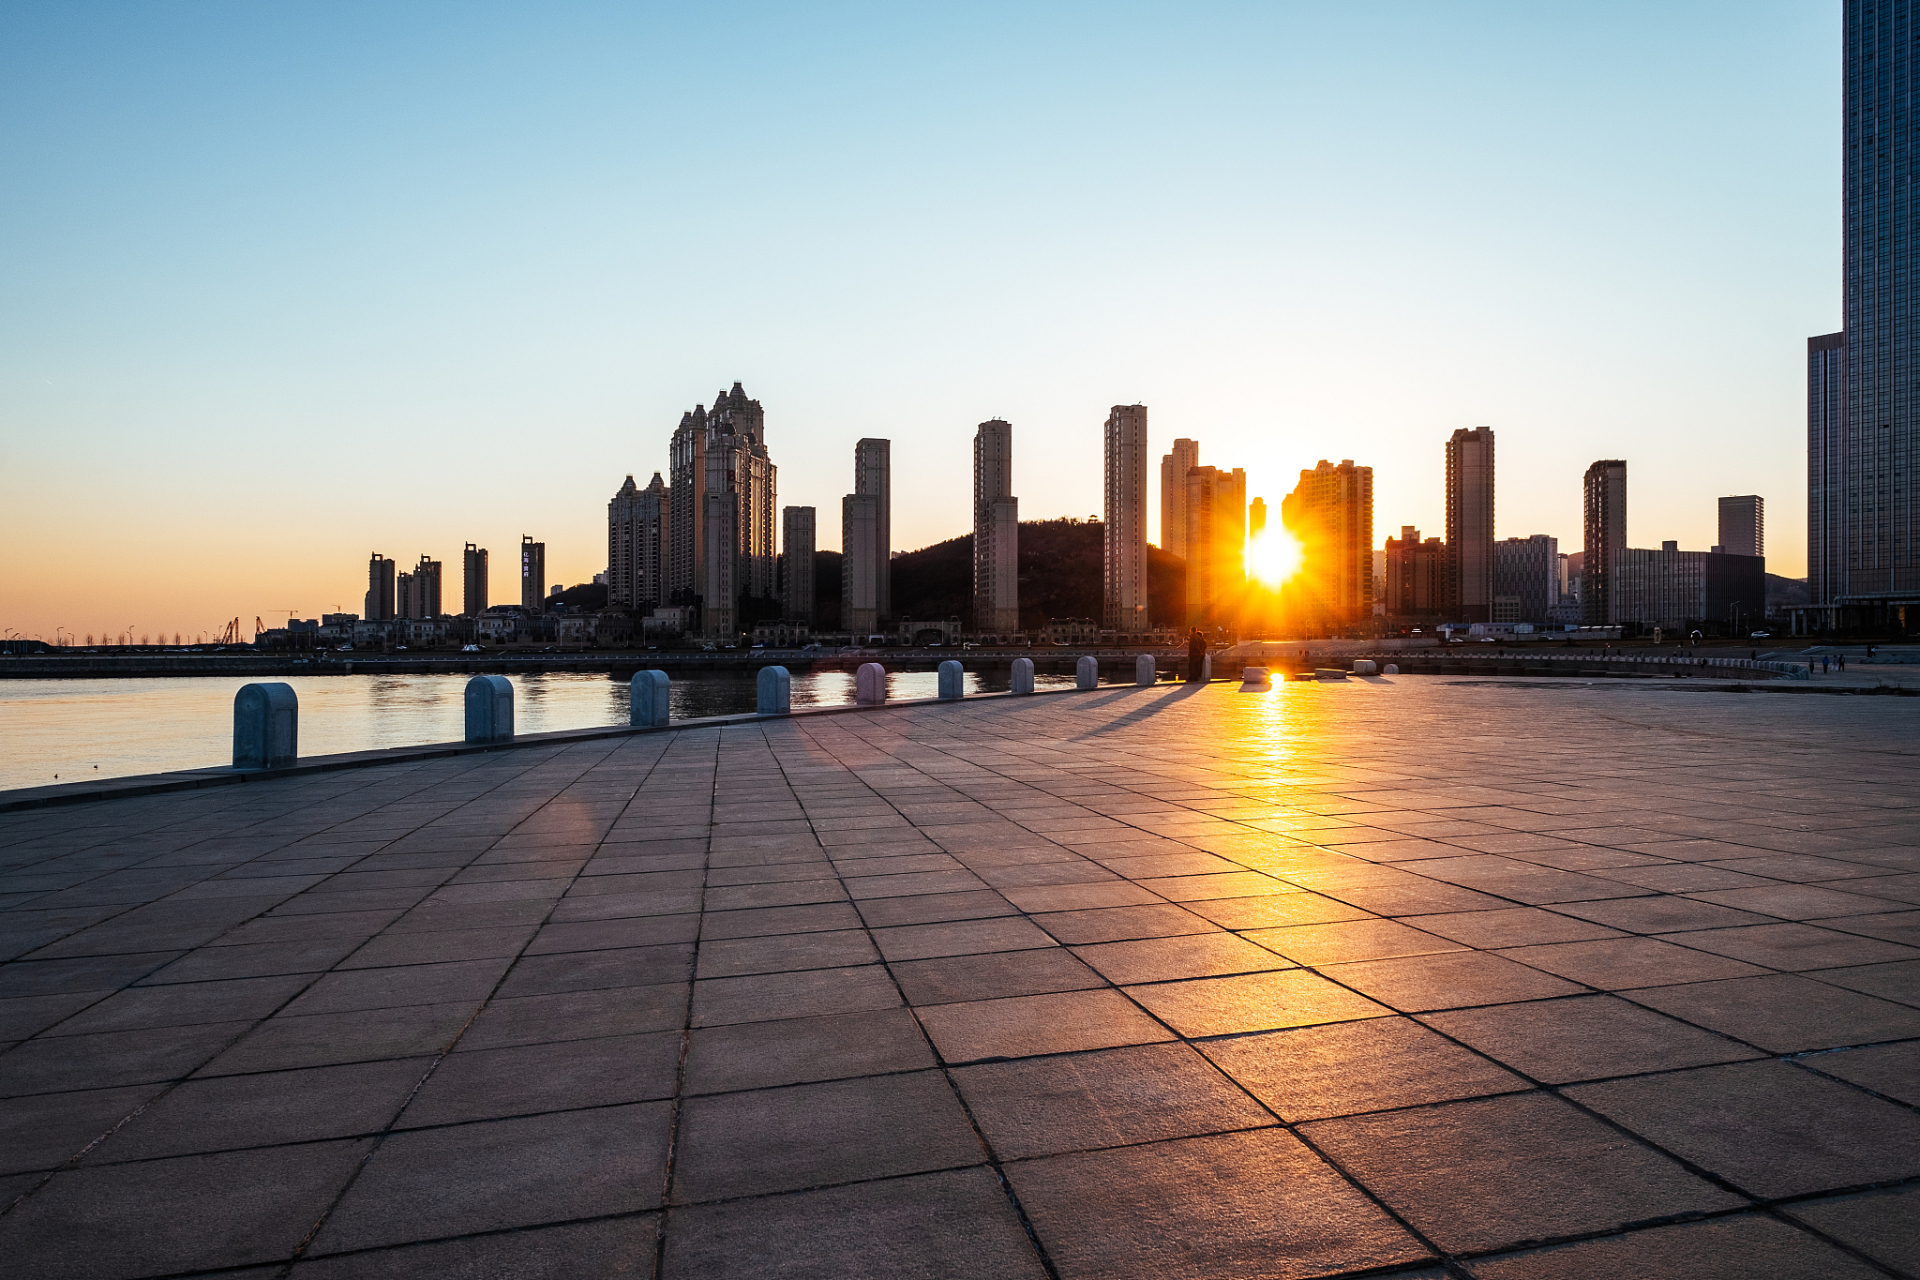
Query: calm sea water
xmin=0 ymin=668 xmax=1077 ymax=793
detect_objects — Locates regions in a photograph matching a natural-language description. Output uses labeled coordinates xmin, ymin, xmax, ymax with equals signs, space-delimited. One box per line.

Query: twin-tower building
xmin=607 ymin=384 xmax=1024 ymax=640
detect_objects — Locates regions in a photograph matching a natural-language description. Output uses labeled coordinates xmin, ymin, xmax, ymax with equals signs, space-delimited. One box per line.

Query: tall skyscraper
xmin=1185 ymin=465 xmax=1247 ymax=630
xmin=1248 ymin=496 xmax=1267 ymax=540
xmin=462 ymin=543 xmax=488 ymax=617
xmin=1103 ymin=404 xmax=1150 ymax=632
xmin=521 ymin=536 xmax=545 ymax=612
xmin=1808 ymin=332 xmax=1846 ymax=607
xmin=782 ymin=506 xmax=816 ymax=624
xmin=365 ymin=553 xmax=395 ymax=621
xmin=609 ymin=472 xmax=671 ymax=612
xmin=1811 ymin=2 xmax=1920 ymax=621
xmin=1280 ymin=460 xmax=1373 ymax=635
xmin=398 ymin=555 xmax=442 ymax=619
xmin=1717 ymin=495 xmax=1764 ymax=559
xmin=973 ymin=419 xmax=1019 ymax=633
xmin=1445 ymin=426 xmax=1496 ymax=622
xmin=1160 ymin=437 xmax=1199 ymax=558
xmin=1582 ymin=460 xmax=1627 ymax=625
xmin=855 ymin=438 xmax=891 ymax=622
xmin=668 ymin=383 xmax=778 ymax=637
xmin=842 ymin=493 xmax=882 ymax=635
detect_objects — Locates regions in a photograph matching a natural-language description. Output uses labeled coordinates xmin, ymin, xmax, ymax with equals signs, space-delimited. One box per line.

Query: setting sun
xmin=1245 ymin=528 xmax=1304 ymax=586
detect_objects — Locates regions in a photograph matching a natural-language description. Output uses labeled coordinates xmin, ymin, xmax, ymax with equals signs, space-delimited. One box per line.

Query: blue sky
xmin=1 ymin=2 xmax=1833 ymax=636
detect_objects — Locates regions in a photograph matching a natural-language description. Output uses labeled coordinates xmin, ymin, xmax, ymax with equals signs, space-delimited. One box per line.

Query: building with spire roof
xmin=609 ymin=472 xmax=671 ymax=613
xmin=667 ymin=382 xmax=777 ymax=638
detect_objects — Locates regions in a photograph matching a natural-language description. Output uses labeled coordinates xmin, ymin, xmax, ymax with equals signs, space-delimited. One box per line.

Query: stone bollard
xmin=1076 ymin=656 xmax=1099 ymax=690
xmin=1011 ymin=657 xmax=1035 ymax=695
xmin=233 ymin=682 xmax=298 ymax=770
xmin=757 ymin=665 xmax=792 ymax=715
xmin=465 ymin=674 xmax=514 ymax=743
xmin=630 ymin=670 xmax=670 ymax=727
xmin=1240 ymin=666 xmax=1271 ymax=690
xmin=937 ymin=660 xmax=964 ymax=700
xmin=1135 ymin=654 xmax=1156 ymax=686
xmin=1352 ymin=660 xmax=1378 ymax=676
xmin=856 ymin=662 xmax=887 ymax=705
xmin=1383 ymin=663 xmax=1400 ymax=675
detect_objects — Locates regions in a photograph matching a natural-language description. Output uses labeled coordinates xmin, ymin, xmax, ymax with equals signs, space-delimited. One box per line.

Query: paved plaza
xmin=1 ymin=677 xmax=1918 ymax=1278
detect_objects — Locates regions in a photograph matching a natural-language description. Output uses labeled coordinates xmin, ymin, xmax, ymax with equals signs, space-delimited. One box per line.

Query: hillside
xmin=889 ymin=518 xmax=1187 ymax=630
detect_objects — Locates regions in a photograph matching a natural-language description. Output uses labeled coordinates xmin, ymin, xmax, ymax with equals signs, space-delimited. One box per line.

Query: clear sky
xmin=1 ymin=1 xmax=1834 ymax=641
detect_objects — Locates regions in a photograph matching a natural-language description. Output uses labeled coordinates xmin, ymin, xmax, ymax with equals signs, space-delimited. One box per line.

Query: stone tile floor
xmin=1 ymin=676 xmax=1918 ymax=1278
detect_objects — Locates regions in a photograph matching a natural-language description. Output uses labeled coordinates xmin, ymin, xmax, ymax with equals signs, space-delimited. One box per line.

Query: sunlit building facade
xmin=1281 ymin=459 xmax=1373 ymax=635
xmin=973 ymin=419 xmax=1019 ymax=633
xmin=668 ymin=383 xmax=779 ymax=638
xmin=1445 ymin=426 xmax=1495 ymax=622
xmin=1184 ymin=465 xmax=1247 ymax=631
xmin=1582 ymin=460 xmax=1627 ymax=625
xmin=608 ymin=472 xmax=671 ymax=613
xmin=1717 ymin=494 xmax=1764 ymax=559
xmin=1159 ymin=437 xmax=1199 ymax=559
xmin=1103 ymin=405 xmax=1151 ymax=632
xmin=1384 ymin=526 xmax=1447 ymax=620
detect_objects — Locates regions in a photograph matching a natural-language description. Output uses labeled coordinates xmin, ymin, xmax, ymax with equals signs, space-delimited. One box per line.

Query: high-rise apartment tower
xmin=609 ymin=472 xmax=671 ymax=613
xmin=1445 ymin=427 xmax=1496 ymax=622
xmin=462 ymin=544 xmax=488 ymax=617
xmin=1185 ymin=466 xmax=1247 ymax=631
xmin=1103 ymin=405 xmax=1150 ymax=632
xmin=668 ymin=383 xmax=778 ymax=638
xmin=365 ymin=554 xmax=396 ymax=622
xmin=855 ymin=438 xmax=891 ymax=622
xmin=781 ymin=506 xmax=815 ymax=624
xmin=1717 ymin=495 xmax=1764 ymax=559
xmin=399 ymin=555 xmax=442 ymax=619
xmin=973 ymin=419 xmax=1019 ymax=633
xmin=1160 ymin=438 xmax=1199 ymax=559
xmin=521 ymin=536 xmax=545 ymax=612
xmin=1582 ymin=461 xmax=1627 ymax=625
xmin=1280 ymin=460 xmax=1374 ymax=635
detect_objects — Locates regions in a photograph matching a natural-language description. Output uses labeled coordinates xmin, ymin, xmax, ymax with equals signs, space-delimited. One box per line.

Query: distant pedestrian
xmin=1839 ymin=654 xmax=1846 ymax=671
xmin=1186 ymin=629 xmax=1206 ymax=683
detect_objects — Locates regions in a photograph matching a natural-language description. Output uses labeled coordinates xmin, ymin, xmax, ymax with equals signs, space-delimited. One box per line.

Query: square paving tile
xmin=953 ymin=1042 xmax=1275 ymax=1158
xmin=1660 ymin=922 xmax=1920 ymax=971
xmin=1006 ymin=1129 xmax=1429 ymax=1280
xmin=1199 ymin=1016 xmax=1527 ymax=1121
xmin=456 ymin=983 xmax=686 ymax=1050
xmin=1301 ymin=1092 xmax=1741 ymax=1254
xmin=1493 ymin=936 xmax=1768 ymax=989
xmin=1317 ymin=951 xmax=1583 ymax=1013
xmin=1243 ymin=918 xmax=1466 ymax=966
xmin=1807 ymin=1040 xmax=1920 ymax=1105
xmin=1622 ymin=973 xmax=1920 ymax=1053
xmin=1422 ymin=994 xmax=1762 ymax=1083
xmin=662 ymin=1168 xmax=1045 ymax=1279
xmin=691 ymin=964 xmax=899 ymax=1027
xmin=890 ymin=949 xmax=1106 ymax=1006
xmin=1069 ymin=933 xmax=1290 ymax=984
xmin=397 ymin=1031 xmax=682 ymax=1126
xmin=685 ymin=1007 xmax=935 ymax=1093
xmin=1181 ymin=893 xmax=1374 ymax=929
xmin=1409 ymin=906 xmax=1624 ymax=949
xmin=1465 ymin=1213 xmax=1885 ymax=1280
xmin=310 ymin=1102 xmax=670 ymax=1253
xmin=671 ymin=1071 xmax=981 ymax=1201
xmin=1784 ymin=1184 xmax=1920 ymax=1278
xmin=917 ymin=989 xmax=1175 ymax=1062
xmin=872 ymin=916 xmax=1058 ymax=961
xmin=1123 ymin=969 xmax=1391 ymax=1037
xmin=292 ymin=1217 xmax=661 ymax=1280
xmin=0 ymin=1085 xmax=161 ymax=1175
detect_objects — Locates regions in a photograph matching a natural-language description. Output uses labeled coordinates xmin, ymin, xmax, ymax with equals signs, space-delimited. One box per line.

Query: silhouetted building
xmin=1104 ymin=405 xmax=1150 ymax=632
xmin=973 ymin=419 xmax=1019 ymax=633
xmin=1615 ymin=542 xmax=1766 ymax=632
xmin=1384 ymin=526 xmax=1447 ymax=618
xmin=1160 ymin=437 xmax=1199 ymax=559
xmin=1808 ymin=331 xmax=1847 ymax=609
xmin=1811 ymin=4 xmax=1920 ymax=620
xmin=1185 ymin=465 xmax=1247 ymax=630
xmin=1446 ymin=426 xmax=1495 ymax=621
xmin=855 ymin=438 xmax=891 ymax=622
xmin=1248 ymin=496 xmax=1267 ymax=540
xmin=782 ymin=506 xmax=815 ymax=624
xmin=365 ymin=554 xmax=396 ymax=622
xmin=1281 ymin=459 xmax=1374 ymax=634
xmin=1583 ymin=460 xmax=1627 ymax=625
xmin=609 ymin=472 xmax=670 ymax=612
xmin=842 ymin=493 xmax=882 ymax=635
xmin=463 ymin=544 xmax=488 ymax=617
xmin=669 ymin=383 xmax=778 ymax=638
xmin=399 ymin=555 xmax=442 ymax=620
xmin=521 ymin=536 xmax=545 ymax=613
xmin=1492 ymin=535 xmax=1558 ymax=624
xmin=1717 ymin=494 xmax=1763 ymax=559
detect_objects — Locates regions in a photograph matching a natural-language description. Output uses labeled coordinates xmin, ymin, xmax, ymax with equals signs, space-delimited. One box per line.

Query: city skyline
xmin=2 ymin=3 xmax=1832 ymax=639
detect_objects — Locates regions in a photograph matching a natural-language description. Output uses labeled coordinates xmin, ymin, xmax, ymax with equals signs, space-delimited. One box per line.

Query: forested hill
xmin=890 ymin=517 xmax=1186 ymax=630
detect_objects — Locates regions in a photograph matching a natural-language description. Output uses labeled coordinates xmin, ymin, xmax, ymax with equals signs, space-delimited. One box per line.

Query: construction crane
xmin=254 ymin=617 xmax=267 ymax=638
xmin=216 ymin=618 xmax=241 ymax=645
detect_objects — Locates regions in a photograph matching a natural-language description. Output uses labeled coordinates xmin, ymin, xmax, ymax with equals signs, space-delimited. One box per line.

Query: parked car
xmin=1749 ymin=631 xmax=1772 ymax=639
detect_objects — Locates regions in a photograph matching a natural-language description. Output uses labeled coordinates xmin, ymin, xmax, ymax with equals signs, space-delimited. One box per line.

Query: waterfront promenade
xmin=1 ymin=678 xmax=1917 ymax=1278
